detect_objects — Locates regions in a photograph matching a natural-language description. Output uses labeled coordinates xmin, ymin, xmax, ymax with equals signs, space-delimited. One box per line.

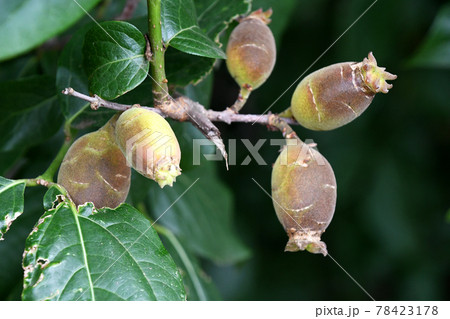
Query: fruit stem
xmin=245 ymin=8 xmax=273 ymax=24
xmin=277 ymin=107 xmax=293 ymax=119
xmin=268 ymin=114 xmax=301 ymax=141
xmin=147 ymin=0 xmax=169 ymax=107
xmin=228 ymin=87 xmax=251 ymax=113
xmin=22 ymin=178 xmax=68 ymax=196
xmin=21 ymin=137 xmax=73 ymax=192
xmin=38 ymin=138 xmax=73 ymax=183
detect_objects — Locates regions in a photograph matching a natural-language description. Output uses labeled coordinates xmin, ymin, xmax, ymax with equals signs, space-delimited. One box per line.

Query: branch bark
xmin=62 ymin=87 xmax=301 ymax=168
xmin=61 ymin=88 xmax=299 ymax=127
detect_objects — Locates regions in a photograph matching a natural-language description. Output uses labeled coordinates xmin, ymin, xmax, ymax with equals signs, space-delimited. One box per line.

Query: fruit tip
xmin=360 ymin=52 xmax=397 ymax=94
xmin=247 ymin=8 xmax=273 ymax=24
xmin=284 ymin=230 xmax=328 ymax=256
xmin=155 ymin=163 xmax=181 ymax=188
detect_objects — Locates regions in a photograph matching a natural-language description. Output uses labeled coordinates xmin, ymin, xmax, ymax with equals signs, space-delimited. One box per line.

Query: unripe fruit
xmin=271 ymin=140 xmax=337 ymax=255
xmin=57 ymin=117 xmax=131 ymax=208
xmin=114 ymin=107 xmax=181 ymax=188
xmin=226 ymin=9 xmax=276 ymax=92
xmin=291 ymin=52 xmax=397 ymax=131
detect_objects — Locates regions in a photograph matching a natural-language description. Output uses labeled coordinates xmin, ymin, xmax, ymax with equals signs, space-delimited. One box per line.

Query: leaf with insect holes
xmin=0 ymin=177 xmax=26 ymax=240
xmin=83 ymin=21 xmax=149 ymax=100
xmin=22 ymin=188 xmax=185 ymax=301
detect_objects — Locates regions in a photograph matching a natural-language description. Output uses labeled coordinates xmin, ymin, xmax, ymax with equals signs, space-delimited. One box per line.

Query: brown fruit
xmin=271 ymin=140 xmax=337 ymax=255
xmin=114 ymin=107 xmax=181 ymax=188
xmin=57 ymin=116 xmax=131 ymax=208
xmin=226 ymin=9 xmax=276 ymax=92
xmin=290 ymin=52 xmax=397 ymax=131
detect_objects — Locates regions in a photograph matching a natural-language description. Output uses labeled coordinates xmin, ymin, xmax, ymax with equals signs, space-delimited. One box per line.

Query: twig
xmin=38 ymin=138 xmax=73 ymax=183
xmin=24 ymin=178 xmax=67 ymax=195
xmin=227 ymin=86 xmax=251 ymax=113
xmin=61 ymin=87 xmax=300 ymax=169
xmin=61 ymin=87 xmax=300 ymax=127
xmin=61 ymin=88 xmax=150 ymax=113
xmin=115 ymin=0 xmax=141 ymax=21
xmin=147 ymin=0 xmax=170 ymax=107
xmin=21 ymin=139 xmax=73 ymax=196
xmin=267 ymin=114 xmax=299 ymax=140
xmin=206 ymin=109 xmax=298 ymax=126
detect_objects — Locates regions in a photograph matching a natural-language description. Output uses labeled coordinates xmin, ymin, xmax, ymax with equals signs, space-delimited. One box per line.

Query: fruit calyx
xmin=353 ymin=52 xmax=397 ymax=94
xmin=154 ymin=159 xmax=181 ymax=188
xmin=285 ymin=228 xmax=328 ymax=256
xmin=243 ymin=8 xmax=273 ymax=24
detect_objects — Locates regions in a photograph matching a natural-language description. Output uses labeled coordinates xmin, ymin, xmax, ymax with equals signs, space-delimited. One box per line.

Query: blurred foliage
xmin=408 ymin=3 xmax=450 ymax=68
xmin=209 ymin=0 xmax=450 ymax=300
xmin=0 ymin=0 xmax=449 ymax=301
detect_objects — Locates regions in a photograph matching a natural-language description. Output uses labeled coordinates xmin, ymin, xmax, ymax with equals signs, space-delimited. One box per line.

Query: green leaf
xmin=181 ymin=72 xmax=215 ymax=108
xmin=165 ymin=48 xmax=215 ymax=86
xmin=0 ymin=76 xmax=63 ymax=152
xmin=83 ymin=21 xmax=149 ymax=100
xmin=0 ymin=187 xmax=47 ymax=300
xmin=126 ymin=15 xmax=214 ymax=86
xmin=65 ymin=79 xmax=156 ymax=132
xmin=196 ymin=0 xmax=251 ymax=43
xmin=43 ymin=186 xmax=64 ymax=211
xmin=114 ymin=78 xmax=154 ymax=106
xmin=147 ymin=163 xmax=251 ymax=264
xmin=155 ymin=225 xmax=221 ymax=301
xmin=22 ymin=196 xmax=186 ymax=301
xmin=408 ymin=4 xmax=450 ymax=68
xmin=0 ymin=177 xmax=26 ymax=240
xmin=56 ymin=24 xmax=116 ymax=130
xmin=0 ymin=0 xmax=102 ymax=61
xmin=57 ymin=24 xmax=91 ymax=120
xmin=163 ymin=0 xmax=251 ymax=86
xmin=161 ymin=0 xmax=226 ymax=59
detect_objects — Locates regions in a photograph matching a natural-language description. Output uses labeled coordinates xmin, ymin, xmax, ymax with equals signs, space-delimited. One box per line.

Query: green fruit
xmin=114 ymin=107 xmax=181 ymax=188
xmin=271 ymin=140 xmax=337 ymax=255
xmin=226 ymin=9 xmax=276 ymax=92
xmin=290 ymin=52 xmax=397 ymax=131
xmin=57 ymin=117 xmax=131 ymax=208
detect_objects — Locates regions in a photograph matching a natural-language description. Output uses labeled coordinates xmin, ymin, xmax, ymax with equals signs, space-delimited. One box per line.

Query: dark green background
xmin=208 ymin=0 xmax=450 ymax=300
xmin=0 ymin=0 xmax=449 ymax=300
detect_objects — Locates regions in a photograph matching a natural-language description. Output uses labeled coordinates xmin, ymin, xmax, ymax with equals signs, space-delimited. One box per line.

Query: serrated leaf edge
xmin=22 ymin=200 xmax=96 ymax=301
xmin=201 ymin=0 xmax=252 ymax=46
xmin=0 ymin=179 xmax=26 ymax=240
